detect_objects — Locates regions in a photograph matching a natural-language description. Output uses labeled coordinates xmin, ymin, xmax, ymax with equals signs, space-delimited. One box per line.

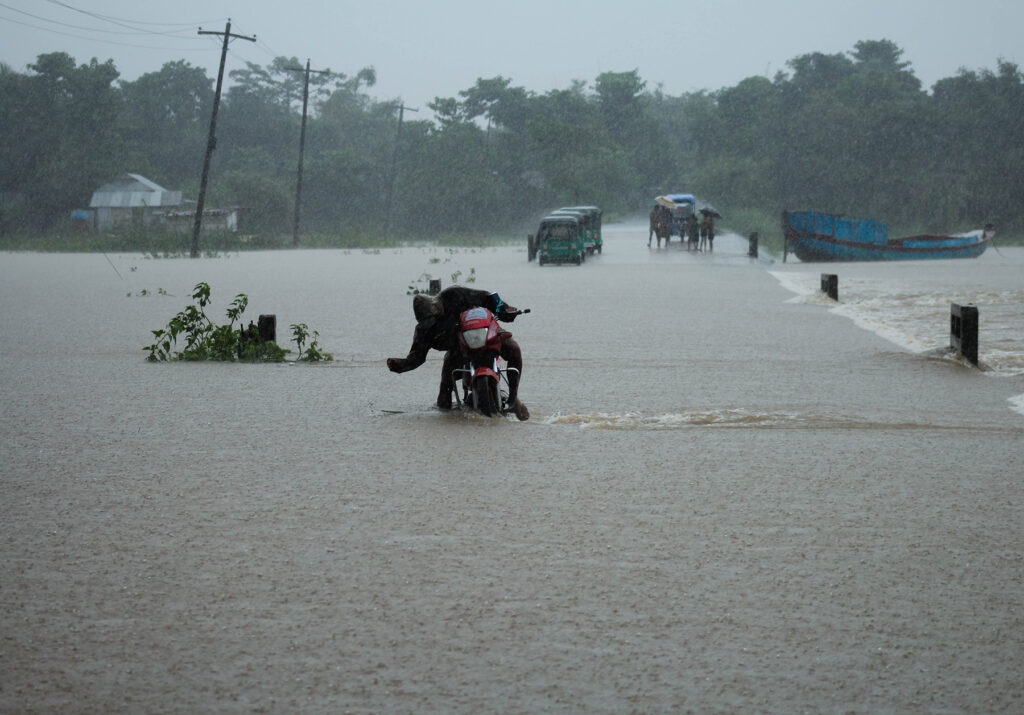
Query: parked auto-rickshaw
xmin=560 ymin=205 xmax=603 ymax=254
xmin=533 ymin=214 xmax=584 ymax=266
xmin=548 ymin=208 xmax=595 ymax=256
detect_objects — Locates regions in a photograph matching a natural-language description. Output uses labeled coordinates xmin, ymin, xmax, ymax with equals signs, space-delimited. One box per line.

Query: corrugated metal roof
xmin=89 ymin=173 xmax=182 ymax=208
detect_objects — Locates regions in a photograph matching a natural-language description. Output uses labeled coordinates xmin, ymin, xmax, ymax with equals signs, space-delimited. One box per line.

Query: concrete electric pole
xmin=286 ymin=59 xmax=330 ymax=247
xmin=191 ymin=19 xmax=256 ymax=258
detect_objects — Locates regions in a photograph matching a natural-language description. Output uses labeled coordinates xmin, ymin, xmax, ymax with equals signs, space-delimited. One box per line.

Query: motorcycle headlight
xmin=463 ymin=327 xmax=488 ymax=349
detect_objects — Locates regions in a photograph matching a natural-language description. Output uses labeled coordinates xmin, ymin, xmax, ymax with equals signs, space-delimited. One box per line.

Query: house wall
xmin=160 ymin=210 xmax=240 ymax=234
xmin=94 ymin=207 xmax=164 ymax=231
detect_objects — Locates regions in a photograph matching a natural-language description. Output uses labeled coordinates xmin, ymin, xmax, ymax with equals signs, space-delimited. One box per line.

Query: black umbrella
xmin=700 ymin=207 xmax=722 ymax=218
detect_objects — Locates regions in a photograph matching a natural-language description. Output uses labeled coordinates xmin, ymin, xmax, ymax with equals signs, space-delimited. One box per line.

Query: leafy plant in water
xmin=127 ymin=287 xmax=170 ymax=297
xmin=290 ymin=323 xmax=333 ymax=361
xmin=145 ymin=281 xmax=308 ymax=363
xmin=407 ymin=272 xmax=434 ymax=295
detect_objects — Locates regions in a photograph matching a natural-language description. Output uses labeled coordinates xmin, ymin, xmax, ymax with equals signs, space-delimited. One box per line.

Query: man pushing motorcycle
xmin=386 ymin=286 xmax=529 ymax=420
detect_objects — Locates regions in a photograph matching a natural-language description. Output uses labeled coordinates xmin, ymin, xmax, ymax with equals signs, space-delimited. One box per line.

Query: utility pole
xmin=191 ymin=19 xmax=256 ymax=258
xmin=286 ymin=59 xmax=330 ymax=247
xmin=383 ymin=102 xmax=418 ymax=235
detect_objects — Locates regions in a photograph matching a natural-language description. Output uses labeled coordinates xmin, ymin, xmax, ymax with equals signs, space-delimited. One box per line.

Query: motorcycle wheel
xmin=471 ymin=375 xmax=499 ymax=416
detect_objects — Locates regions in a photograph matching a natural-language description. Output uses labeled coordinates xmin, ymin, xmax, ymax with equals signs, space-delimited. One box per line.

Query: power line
xmin=0 ymin=12 xmax=211 ymax=51
xmin=0 ymin=1 xmax=194 ymax=35
xmin=198 ymin=32 xmax=269 ymax=69
xmin=226 ymin=43 xmax=273 ymax=67
xmin=9 ymin=0 xmax=279 ymax=69
xmin=44 ymin=0 xmax=222 ymax=33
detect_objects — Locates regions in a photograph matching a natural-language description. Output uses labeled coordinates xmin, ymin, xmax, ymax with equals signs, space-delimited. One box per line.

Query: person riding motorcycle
xmin=386 ymin=286 xmax=529 ymax=420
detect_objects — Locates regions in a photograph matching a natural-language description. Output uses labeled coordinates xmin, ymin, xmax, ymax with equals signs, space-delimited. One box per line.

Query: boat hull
xmin=782 ymin=210 xmax=989 ymax=262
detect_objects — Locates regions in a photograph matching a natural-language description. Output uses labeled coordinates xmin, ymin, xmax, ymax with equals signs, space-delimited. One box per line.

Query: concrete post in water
xmin=528 ymin=234 xmax=536 ymax=262
xmin=820 ymin=274 xmax=838 ymax=301
xmin=748 ymin=232 xmax=759 ymax=258
xmin=258 ymin=314 xmax=276 ymax=344
xmin=950 ymin=303 xmax=979 ymax=366
xmin=428 ymin=279 xmax=441 ymax=295
xmin=781 ymin=210 xmax=789 ymax=263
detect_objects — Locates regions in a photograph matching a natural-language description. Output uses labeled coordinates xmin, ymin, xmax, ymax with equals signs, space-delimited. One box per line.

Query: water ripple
xmin=544 ymin=409 xmax=1024 ymax=433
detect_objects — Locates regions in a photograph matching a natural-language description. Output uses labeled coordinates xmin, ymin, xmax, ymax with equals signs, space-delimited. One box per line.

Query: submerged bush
xmin=145 ymin=282 xmax=331 ymax=362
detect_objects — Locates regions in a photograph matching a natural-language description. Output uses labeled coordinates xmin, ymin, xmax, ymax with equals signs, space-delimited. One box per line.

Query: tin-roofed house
xmin=88 ymin=173 xmax=183 ymax=231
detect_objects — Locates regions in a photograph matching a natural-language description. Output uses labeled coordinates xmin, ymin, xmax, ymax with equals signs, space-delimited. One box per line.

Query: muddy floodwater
xmin=2 ymin=225 xmax=1022 ymax=712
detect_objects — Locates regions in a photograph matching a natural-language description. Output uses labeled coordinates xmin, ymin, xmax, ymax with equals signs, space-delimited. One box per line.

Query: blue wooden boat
xmin=781 ymin=210 xmax=990 ymax=262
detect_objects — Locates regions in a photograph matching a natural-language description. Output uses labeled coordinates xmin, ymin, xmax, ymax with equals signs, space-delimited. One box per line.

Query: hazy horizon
xmin=2 ymin=0 xmax=1021 ymax=116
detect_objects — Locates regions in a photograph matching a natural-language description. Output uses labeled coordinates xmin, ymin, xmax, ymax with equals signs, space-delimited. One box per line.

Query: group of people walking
xmin=648 ymin=205 xmax=716 ymax=251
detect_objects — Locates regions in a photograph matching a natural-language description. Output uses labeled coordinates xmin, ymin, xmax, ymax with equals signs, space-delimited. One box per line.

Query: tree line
xmin=1 ymin=39 xmax=1021 ymax=244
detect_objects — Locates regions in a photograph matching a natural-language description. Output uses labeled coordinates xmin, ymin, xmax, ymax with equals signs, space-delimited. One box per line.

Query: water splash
xmin=545 ymin=408 xmax=791 ymax=430
xmin=769 ymin=270 xmax=1024 ymax=377
xmin=543 ymin=409 xmax=1024 ymax=433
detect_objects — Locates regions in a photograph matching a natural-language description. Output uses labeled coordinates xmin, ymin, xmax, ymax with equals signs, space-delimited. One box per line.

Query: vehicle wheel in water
xmin=471 ymin=375 xmax=498 ymax=416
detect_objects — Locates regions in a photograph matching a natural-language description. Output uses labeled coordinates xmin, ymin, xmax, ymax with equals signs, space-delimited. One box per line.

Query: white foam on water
xmin=546 ymin=409 xmax=808 ymax=430
xmin=542 ymin=410 xmax=1005 ymax=432
xmin=1009 ymin=394 xmax=1024 ymax=417
xmin=769 ymin=270 xmax=818 ymax=301
xmin=769 ymin=271 xmax=1024 ymax=377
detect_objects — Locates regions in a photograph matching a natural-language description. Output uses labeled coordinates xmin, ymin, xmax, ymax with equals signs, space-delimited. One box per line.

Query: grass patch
xmin=719 ymin=206 xmax=786 ymax=257
xmin=4 ymin=218 xmax=1018 ymax=255
xmin=0 ymin=226 xmax=525 ymax=253
xmin=0 ymin=228 xmax=282 ymax=254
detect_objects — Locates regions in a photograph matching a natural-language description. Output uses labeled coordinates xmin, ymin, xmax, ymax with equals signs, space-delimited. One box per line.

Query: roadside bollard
xmin=748 ymin=232 xmax=759 ymax=258
xmin=820 ymin=274 xmax=838 ymax=301
xmin=950 ymin=303 xmax=979 ymax=366
xmin=428 ymin=279 xmax=441 ymax=295
xmin=258 ymin=314 xmax=276 ymax=344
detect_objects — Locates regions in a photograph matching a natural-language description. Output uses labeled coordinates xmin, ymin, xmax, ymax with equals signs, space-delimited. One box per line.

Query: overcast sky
xmin=2 ymin=0 xmax=1021 ymax=115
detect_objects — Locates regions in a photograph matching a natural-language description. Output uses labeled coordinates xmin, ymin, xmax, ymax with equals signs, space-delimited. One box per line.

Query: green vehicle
xmin=561 ymin=206 xmax=603 ymax=254
xmin=533 ymin=214 xmax=584 ymax=266
xmin=551 ymin=207 xmax=602 ymax=255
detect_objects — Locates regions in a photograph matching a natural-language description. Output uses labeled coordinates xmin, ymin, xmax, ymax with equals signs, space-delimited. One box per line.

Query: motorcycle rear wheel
xmin=471 ymin=375 xmax=499 ymax=416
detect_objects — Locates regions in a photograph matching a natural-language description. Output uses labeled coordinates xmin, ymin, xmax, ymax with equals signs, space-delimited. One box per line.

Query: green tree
xmin=594 ymin=69 xmax=646 ymax=145
xmin=459 ymin=77 xmax=541 ymax=217
xmin=0 ymin=53 xmax=124 ymax=230
xmin=223 ymin=171 xmax=291 ymax=237
xmin=120 ymin=61 xmax=213 ymax=187
xmin=930 ymin=61 xmax=1024 ymax=229
xmin=308 ymin=91 xmax=400 ymax=231
xmin=528 ymin=85 xmax=604 ymax=205
xmin=395 ymin=121 xmax=505 ymax=234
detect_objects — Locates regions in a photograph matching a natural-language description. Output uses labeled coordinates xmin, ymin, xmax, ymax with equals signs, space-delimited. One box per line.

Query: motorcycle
xmin=452 ymin=306 xmax=529 ymax=417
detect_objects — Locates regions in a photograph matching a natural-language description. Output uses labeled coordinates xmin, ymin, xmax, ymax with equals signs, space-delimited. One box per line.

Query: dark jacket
xmin=389 ymin=287 xmax=512 ymax=373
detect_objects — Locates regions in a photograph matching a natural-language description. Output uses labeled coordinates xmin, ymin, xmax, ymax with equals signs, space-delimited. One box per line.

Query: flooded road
xmin=2 ymin=226 xmax=1022 ymax=712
